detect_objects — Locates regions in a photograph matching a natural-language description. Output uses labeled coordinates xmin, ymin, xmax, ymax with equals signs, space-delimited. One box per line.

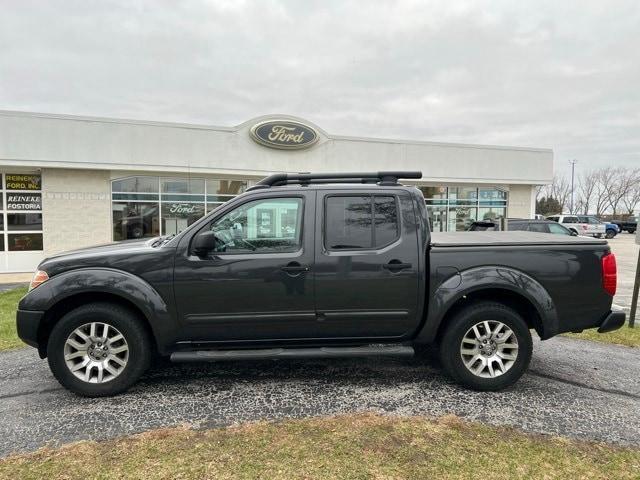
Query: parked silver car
xmin=546 ymin=215 xmax=606 ymax=237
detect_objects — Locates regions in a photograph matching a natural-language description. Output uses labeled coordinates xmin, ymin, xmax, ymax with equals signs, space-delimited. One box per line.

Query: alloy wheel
xmin=460 ymin=320 xmax=519 ymax=378
xmin=63 ymin=322 xmax=129 ymax=383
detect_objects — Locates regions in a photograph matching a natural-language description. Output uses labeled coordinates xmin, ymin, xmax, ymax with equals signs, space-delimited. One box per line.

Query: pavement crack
xmin=0 ymin=386 xmax=63 ymax=400
xmin=528 ymin=370 xmax=640 ymax=401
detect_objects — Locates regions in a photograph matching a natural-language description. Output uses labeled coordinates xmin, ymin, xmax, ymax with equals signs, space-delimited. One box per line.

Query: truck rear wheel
xmin=439 ymin=302 xmax=532 ymax=391
xmin=47 ymin=302 xmax=152 ymax=397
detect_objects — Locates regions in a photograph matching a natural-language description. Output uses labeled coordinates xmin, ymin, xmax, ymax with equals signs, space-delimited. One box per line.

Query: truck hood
xmin=45 ymin=238 xmax=152 ymax=259
xmin=38 ymin=237 xmax=165 ymax=276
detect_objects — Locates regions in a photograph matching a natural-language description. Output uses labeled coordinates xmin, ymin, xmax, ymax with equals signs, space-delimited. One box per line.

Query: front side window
xmin=207 ymin=197 xmax=303 ymax=254
xmin=563 ymin=216 xmax=578 ymax=224
xmin=325 ymin=195 xmax=399 ymax=250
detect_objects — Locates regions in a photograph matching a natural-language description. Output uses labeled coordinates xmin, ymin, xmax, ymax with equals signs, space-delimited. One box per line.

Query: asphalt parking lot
xmin=0 ymin=335 xmax=639 ymax=457
xmin=609 ymin=232 xmax=639 ymax=313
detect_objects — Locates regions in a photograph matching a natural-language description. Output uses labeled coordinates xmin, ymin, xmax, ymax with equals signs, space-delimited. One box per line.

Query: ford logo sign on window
xmin=250 ymin=120 xmax=318 ymax=150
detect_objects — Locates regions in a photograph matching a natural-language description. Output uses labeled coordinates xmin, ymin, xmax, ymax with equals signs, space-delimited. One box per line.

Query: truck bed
xmin=430 ymin=231 xmax=607 ymax=247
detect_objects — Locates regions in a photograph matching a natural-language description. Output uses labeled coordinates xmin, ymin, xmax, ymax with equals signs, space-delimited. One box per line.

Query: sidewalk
xmin=0 ymin=273 xmax=32 ymax=285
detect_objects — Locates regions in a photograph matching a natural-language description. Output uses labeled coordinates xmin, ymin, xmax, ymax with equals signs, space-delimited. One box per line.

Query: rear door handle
xmin=281 ymin=262 xmax=310 ymax=274
xmin=383 ymin=261 xmax=412 ymax=272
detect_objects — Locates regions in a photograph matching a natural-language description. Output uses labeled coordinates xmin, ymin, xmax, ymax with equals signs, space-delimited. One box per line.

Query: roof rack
xmin=247 ymin=171 xmax=422 ymax=191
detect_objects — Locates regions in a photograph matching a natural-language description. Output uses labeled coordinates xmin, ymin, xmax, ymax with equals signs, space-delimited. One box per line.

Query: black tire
xmin=130 ymin=225 xmax=144 ymax=239
xmin=629 ymin=229 xmax=636 ymax=234
xmin=439 ymin=302 xmax=533 ymax=391
xmin=605 ymin=229 xmax=616 ymax=239
xmin=47 ymin=302 xmax=152 ymax=397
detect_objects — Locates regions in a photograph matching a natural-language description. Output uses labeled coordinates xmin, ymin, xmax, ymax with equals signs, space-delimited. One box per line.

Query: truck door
xmin=314 ymin=190 xmax=420 ymax=339
xmin=173 ymin=190 xmax=316 ymax=342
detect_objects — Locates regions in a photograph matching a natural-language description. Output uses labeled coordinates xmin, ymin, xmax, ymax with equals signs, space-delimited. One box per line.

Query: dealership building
xmin=0 ymin=110 xmax=553 ymax=273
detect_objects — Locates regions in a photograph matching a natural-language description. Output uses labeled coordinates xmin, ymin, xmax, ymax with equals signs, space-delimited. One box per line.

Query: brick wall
xmin=42 ymin=168 xmax=111 ymax=255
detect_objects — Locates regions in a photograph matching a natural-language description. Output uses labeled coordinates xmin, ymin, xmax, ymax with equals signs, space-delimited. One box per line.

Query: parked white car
xmin=546 ymin=215 xmax=606 ymax=237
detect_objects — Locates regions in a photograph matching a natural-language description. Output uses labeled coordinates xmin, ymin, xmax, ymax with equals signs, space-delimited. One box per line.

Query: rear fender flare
xmin=417 ymin=266 xmax=559 ymax=343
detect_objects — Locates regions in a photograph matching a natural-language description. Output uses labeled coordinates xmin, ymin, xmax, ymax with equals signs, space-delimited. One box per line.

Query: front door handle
xmin=281 ymin=262 xmax=310 ymax=274
xmin=383 ymin=260 xmax=412 ymax=272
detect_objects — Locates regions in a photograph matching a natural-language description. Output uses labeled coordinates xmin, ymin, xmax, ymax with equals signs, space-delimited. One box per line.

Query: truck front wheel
xmin=47 ymin=302 xmax=152 ymax=397
xmin=439 ymin=302 xmax=533 ymax=391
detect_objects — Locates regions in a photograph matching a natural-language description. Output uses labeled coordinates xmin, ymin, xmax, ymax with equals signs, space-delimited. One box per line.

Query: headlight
xmin=29 ymin=270 xmax=49 ymax=291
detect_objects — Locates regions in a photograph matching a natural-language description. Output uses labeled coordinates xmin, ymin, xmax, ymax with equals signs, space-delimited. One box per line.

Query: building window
xmin=421 ymin=185 xmax=508 ymax=232
xmin=1 ymin=173 xmax=43 ymax=251
xmin=111 ymin=176 xmax=248 ymax=241
xmin=112 ymin=202 xmax=160 ymax=241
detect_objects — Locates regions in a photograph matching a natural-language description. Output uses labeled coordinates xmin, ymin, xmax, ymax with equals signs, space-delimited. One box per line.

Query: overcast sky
xmin=1 ymin=0 xmax=638 ymax=176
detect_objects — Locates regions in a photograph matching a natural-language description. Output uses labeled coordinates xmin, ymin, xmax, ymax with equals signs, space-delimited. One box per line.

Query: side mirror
xmin=570 ymin=230 xmax=578 ymax=236
xmin=192 ymin=231 xmax=217 ymax=256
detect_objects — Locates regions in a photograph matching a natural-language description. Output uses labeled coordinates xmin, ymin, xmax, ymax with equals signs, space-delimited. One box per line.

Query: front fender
xmin=19 ymin=268 xmax=175 ymax=351
xmin=417 ymin=266 xmax=559 ymax=343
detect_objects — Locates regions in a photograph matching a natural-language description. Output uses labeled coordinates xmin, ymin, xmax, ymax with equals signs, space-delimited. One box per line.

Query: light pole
xmin=569 ymin=159 xmax=577 ymax=213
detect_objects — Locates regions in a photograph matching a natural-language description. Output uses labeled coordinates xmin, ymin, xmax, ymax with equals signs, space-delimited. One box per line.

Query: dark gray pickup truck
xmin=16 ymin=171 xmax=624 ymax=397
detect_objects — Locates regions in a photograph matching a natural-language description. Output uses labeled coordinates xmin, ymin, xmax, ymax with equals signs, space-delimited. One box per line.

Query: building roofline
xmin=0 ymin=109 xmax=553 ymax=154
xmin=0 ymin=157 xmax=552 ymax=185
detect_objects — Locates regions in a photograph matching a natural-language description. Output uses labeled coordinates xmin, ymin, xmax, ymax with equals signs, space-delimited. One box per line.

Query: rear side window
xmin=374 ymin=196 xmax=399 ymax=246
xmin=527 ymin=223 xmax=549 ymax=233
xmin=508 ymin=222 xmax=527 ymax=231
xmin=563 ymin=216 xmax=578 ymax=224
xmin=325 ymin=195 xmax=399 ymax=250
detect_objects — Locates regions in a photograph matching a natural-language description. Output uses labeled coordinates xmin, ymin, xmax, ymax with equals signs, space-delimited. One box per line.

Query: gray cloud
xmin=1 ymin=0 xmax=638 ymax=176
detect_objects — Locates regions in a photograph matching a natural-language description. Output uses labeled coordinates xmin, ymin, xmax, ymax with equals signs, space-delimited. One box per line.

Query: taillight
xmin=601 ymin=253 xmax=617 ymax=296
xmin=29 ymin=270 xmax=49 ymax=291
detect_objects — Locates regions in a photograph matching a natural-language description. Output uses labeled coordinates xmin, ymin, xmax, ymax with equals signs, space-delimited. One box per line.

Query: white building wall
xmin=42 ymin=169 xmax=111 ymax=255
xmin=0 ymin=111 xmax=554 ymax=186
xmin=507 ymin=184 xmax=537 ymax=219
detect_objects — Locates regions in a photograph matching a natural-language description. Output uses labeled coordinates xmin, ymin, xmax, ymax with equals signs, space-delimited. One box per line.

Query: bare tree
xmin=621 ymin=168 xmax=640 ymax=215
xmin=547 ymin=174 xmax=572 ymax=213
xmin=604 ymin=167 xmax=636 ymax=215
xmin=576 ymin=169 xmax=598 ymax=214
xmin=594 ymin=167 xmax=616 ymax=215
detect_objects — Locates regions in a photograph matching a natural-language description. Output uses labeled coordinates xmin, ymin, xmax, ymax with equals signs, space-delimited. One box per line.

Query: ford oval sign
xmin=250 ymin=120 xmax=318 ymax=150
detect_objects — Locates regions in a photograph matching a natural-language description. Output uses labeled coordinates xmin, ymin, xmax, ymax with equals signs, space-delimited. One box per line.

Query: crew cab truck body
xmin=612 ymin=217 xmax=637 ymax=234
xmin=16 ymin=172 xmax=625 ymax=397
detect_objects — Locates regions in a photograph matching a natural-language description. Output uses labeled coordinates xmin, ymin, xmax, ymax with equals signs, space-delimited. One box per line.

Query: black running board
xmin=170 ymin=345 xmax=414 ymax=362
